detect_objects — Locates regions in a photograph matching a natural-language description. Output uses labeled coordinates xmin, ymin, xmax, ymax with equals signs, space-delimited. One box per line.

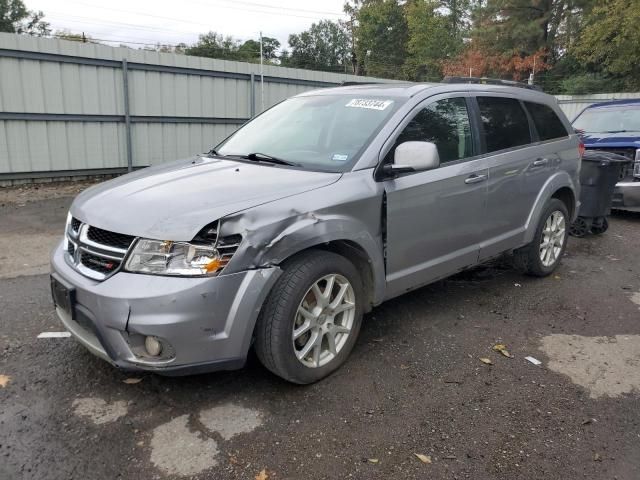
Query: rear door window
xmin=394 ymin=97 xmax=473 ymax=163
xmin=477 ymin=97 xmax=531 ymax=153
xmin=525 ymin=102 xmax=568 ymax=141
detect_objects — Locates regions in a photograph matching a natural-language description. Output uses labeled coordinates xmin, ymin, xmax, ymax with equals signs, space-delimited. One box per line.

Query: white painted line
xmin=37 ymin=331 xmax=71 ymax=338
xmin=525 ymin=356 xmax=542 ymax=366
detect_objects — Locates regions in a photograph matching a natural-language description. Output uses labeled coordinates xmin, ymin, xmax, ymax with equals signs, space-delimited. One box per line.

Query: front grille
xmin=65 ymin=220 xmax=135 ymax=280
xmin=80 ymin=252 xmax=120 ymax=275
xmin=71 ymin=217 xmax=81 ymax=233
xmin=87 ymin=226 xmax=135 ymax=250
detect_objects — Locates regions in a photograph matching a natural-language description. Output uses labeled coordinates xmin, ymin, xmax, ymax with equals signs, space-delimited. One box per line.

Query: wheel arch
xmin=524 ymin=172 xmax=578 ymax=244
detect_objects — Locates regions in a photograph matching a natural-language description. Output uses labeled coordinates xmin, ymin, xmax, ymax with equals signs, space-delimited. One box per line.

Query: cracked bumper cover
xmin=50 ymin=240 xmax=281 ymax=375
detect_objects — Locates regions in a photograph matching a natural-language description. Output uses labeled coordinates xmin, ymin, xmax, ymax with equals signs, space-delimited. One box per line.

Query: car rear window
xmin=525 ymin=102 xmax=568 ymax=141
xmin=477 ymin=97 xmax=531 ymax=153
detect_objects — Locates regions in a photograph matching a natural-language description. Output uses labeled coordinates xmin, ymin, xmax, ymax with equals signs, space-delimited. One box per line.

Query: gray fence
xmin=0 ymin=33 xmax=388 ymax=181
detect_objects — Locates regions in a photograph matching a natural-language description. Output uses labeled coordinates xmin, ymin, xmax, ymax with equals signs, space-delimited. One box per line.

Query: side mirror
xmin=386 ymin=141 xmax=440 ymax=176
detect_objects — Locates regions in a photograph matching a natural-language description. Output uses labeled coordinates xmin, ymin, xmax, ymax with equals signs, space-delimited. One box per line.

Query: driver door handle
xmin=532 ymin=158 xmax=549 ymax=167
xmin=464 ymin=174 xmax=487 ymax=184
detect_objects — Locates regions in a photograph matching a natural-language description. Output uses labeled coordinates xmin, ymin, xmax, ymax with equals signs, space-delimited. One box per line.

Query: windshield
xmin=216 ymin=95 xmax=401 ymax=172
xmin=573 ymin=105 xmax=640 ymax=133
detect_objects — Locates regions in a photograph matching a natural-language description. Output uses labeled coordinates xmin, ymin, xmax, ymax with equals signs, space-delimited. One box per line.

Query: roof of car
xmin=296 ymin=82 xmax=557 ymax=103
xmin=584 ymin=98 xmax=640 ymax=109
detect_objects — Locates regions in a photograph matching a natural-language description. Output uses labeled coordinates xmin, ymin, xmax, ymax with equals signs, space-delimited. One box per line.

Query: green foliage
xmin=184 ymin=32 xmax=280 ymax=63
xmin=573 ymin=0 xmax=640 ymax=89
xmin=0 ymin=0 xmax=50 ymax=36
xmin=557 ymin=74 xmax=623 ymax=95
xmin=285 ymin=20 xmax=350 ymax=72
xmin=403 ymin=0 xmax=464 ymax=81
xmin=348 ymin=0 xmax=408 ymax=79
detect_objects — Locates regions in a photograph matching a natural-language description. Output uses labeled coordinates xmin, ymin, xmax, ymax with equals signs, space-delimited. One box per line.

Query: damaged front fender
xmin=219 ymin=170 xmax=387 ymax=305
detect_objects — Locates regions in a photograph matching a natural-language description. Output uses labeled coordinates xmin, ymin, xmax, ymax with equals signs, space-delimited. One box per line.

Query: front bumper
xmin=612 ymin=180 xmax=640 ymax=212
xmin=50 ymin=240 xmax=281 ymax=375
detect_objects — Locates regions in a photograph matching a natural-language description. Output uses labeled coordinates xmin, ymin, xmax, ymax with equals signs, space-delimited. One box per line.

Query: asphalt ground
xmin=1 ymin=184 xmax=639 ymax=480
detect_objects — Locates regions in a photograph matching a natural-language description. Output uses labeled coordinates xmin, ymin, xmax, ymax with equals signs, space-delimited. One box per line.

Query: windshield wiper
xmin=231 ymin=152 xmax=300 ymax=167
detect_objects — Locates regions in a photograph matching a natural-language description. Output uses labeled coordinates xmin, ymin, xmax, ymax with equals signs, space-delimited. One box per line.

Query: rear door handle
xmin=464 ymin=174 xmax=487 ymax=184
xmin=532 ymin=158 xmax=549 ymax=167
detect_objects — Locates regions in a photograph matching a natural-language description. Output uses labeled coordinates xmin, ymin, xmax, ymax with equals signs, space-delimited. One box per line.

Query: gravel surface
xmin=1 ymin=191 xmax=639 ymax=480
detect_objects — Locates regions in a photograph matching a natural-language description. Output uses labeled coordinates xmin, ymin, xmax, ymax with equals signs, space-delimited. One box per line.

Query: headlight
xmin=125 ymin=239 xmax=225 ymax=276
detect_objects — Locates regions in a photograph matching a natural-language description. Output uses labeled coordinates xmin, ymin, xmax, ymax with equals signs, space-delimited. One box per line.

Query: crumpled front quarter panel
xmin=219 ymin=170 xmax=387 ymax=304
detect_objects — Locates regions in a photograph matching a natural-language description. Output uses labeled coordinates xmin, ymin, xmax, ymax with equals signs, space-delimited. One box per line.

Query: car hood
xmin=581 ymin=132 xmax=640 ymax=149
xmin=71 ymin=156 xmax=341 ymax=241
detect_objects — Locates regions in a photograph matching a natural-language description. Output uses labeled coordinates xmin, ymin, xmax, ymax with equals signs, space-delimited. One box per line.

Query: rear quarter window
xmin=525 ymin=102 xmax=568 ymax=141
xmin=477 ymin=97 xmax=531 ymax=153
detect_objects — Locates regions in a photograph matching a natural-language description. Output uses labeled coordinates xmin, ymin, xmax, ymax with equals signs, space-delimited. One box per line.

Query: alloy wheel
xmin=539 ymin=210 xmax=566 ymax=267
xmin=292 ymin=274 xmax=356 ymax=368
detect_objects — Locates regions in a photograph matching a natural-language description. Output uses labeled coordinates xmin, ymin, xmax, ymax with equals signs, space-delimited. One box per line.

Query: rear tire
xmin=514 ymin=199 xmax=569 ymax=277
xmin=254 ymin=250 xmax=363 ymax=384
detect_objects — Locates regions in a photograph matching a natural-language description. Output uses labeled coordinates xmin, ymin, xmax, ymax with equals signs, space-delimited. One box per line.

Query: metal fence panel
xmin=0 ymin=32 xmax=391 ymax=179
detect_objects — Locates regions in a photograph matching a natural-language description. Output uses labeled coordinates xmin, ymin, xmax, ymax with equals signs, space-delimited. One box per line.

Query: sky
xmin=27 ymin=0 xmax=349 ymax=50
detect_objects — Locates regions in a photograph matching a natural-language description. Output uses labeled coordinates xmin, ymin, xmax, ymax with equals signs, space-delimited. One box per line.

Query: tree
xmin=573 ymin=0 xmax=640 ymax=90
xmin=55 ymin=30 xmax=94 ymax=43
xmin=185 ymin=32 xmax=242 ymax=60
xmin=403 ymin=0 xmax=463 ymax=81
xmin=237 ymin=37 xmax=280 ymax=62
xmin=286 ymin=20 xmax=350 ymax=72
xmin=346 ymin=0 xmax=408 ymax=79
xmin=1 ymin=0 xmax=50 ymax=36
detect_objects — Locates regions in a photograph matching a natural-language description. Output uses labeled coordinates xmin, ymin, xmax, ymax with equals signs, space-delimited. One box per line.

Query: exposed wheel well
xmin=551 ymin=187 xmax=576 ymax=219
xmin=283 ymin=241 xmax=375 ymax=313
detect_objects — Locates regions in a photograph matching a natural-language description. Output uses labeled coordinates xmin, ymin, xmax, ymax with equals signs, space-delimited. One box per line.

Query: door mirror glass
xmin=393 ymin=141 xmax=440 ymax=172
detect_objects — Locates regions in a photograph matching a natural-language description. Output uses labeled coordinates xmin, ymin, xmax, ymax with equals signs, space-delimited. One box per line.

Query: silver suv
xmin=50 ymin=82 xmax=581 ymax=383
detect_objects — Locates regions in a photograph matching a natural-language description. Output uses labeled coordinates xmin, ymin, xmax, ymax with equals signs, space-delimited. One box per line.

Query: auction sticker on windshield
xmin=346 ymin=99 xmax=393 ymax=110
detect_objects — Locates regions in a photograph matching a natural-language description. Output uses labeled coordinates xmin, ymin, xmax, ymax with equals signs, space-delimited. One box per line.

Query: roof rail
xmin=442 ymin=76 xmax=542 ymax=91
xmin=339 ymin=81 xmax=382 ymax=86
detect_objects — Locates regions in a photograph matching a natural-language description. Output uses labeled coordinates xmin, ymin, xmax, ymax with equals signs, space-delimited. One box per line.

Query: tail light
xmin=578 ymin=142 xmax=585 ymax=159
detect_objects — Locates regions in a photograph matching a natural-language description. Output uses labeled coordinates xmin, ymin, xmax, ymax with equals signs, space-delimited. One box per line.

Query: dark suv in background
xmin=573 ymin=99 xmax=640 ymax=212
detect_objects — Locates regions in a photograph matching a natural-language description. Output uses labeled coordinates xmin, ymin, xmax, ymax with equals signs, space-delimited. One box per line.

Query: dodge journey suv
xmin=51 ymin=81 xmax=581 ymax=384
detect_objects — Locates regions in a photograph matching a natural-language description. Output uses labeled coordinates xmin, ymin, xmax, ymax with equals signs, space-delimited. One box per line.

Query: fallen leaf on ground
xmin=479 ymin=357 xmax=493 ymax=365
xmin=368 ymin=458 xmax=379 ymax=464
xmin=492 ymin=344 xmax=513 ymax=358
xmin=255 ymin=469 xmax=269 ymax=480
xmin=414 ymin=453 xmax=432 ymax=464
xmin=122 ymin=377 xmax=143 ymax=384
xmin=0 ymin=374 xmax=10 ymax=388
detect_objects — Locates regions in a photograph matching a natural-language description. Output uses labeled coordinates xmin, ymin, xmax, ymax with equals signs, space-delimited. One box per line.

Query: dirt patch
xmin=199 ymin=404 xmax=263 ymax=440
xmin=0 ymin=180 xmax=98 ymax=206
xmin=0 ymin=233 xmax=61 ymax=279
xmin=72 ymin=397 xmax=128 ymax=425
xmin=540 ymin=334 xmax=640 ymax=398
xmin=149 ymin=415 xmax=218 ymax=477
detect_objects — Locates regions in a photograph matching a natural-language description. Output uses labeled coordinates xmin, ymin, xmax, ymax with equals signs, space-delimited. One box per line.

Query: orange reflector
xmin=204 ymin=258 xmax=222 ymax=273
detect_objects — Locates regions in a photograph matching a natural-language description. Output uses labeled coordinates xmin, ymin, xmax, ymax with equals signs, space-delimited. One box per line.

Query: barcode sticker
xmin=345 ymin=99 xmax=393 ymax=111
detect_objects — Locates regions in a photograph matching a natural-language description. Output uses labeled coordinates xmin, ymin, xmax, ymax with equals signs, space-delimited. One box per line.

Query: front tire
xmin=254 ymin=250 xmax=363 ymax=384
xmin=514 ymin=199 xmax=569 ymax=277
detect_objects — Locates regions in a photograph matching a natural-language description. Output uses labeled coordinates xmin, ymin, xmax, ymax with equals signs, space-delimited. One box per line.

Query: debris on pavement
xmin=37 ymin=331 xmax=71 ymax=338
xmin=525 ymin=356 xmax=542 ymax=366
xmin=367 ymin=458 xmax=379 ymax=464
xmin=593 ymin=452 xmax=602 ymax=462
xmin=492 ymin=343 xmax=513 ymax=358
xmin=122 ymin=377 xmax=143 ymax=384
xmin=414 ymin=453 xmax=432 ymax=464
xmin=0 ymin=374 xmax=10 ymax=388
xmin=479 ymin=357 xmax=493 ymax=365
xmin=514 ymin=283 xmax=522 ymax=287
xmin=255 ymin=469 xmax=269 ymax=480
